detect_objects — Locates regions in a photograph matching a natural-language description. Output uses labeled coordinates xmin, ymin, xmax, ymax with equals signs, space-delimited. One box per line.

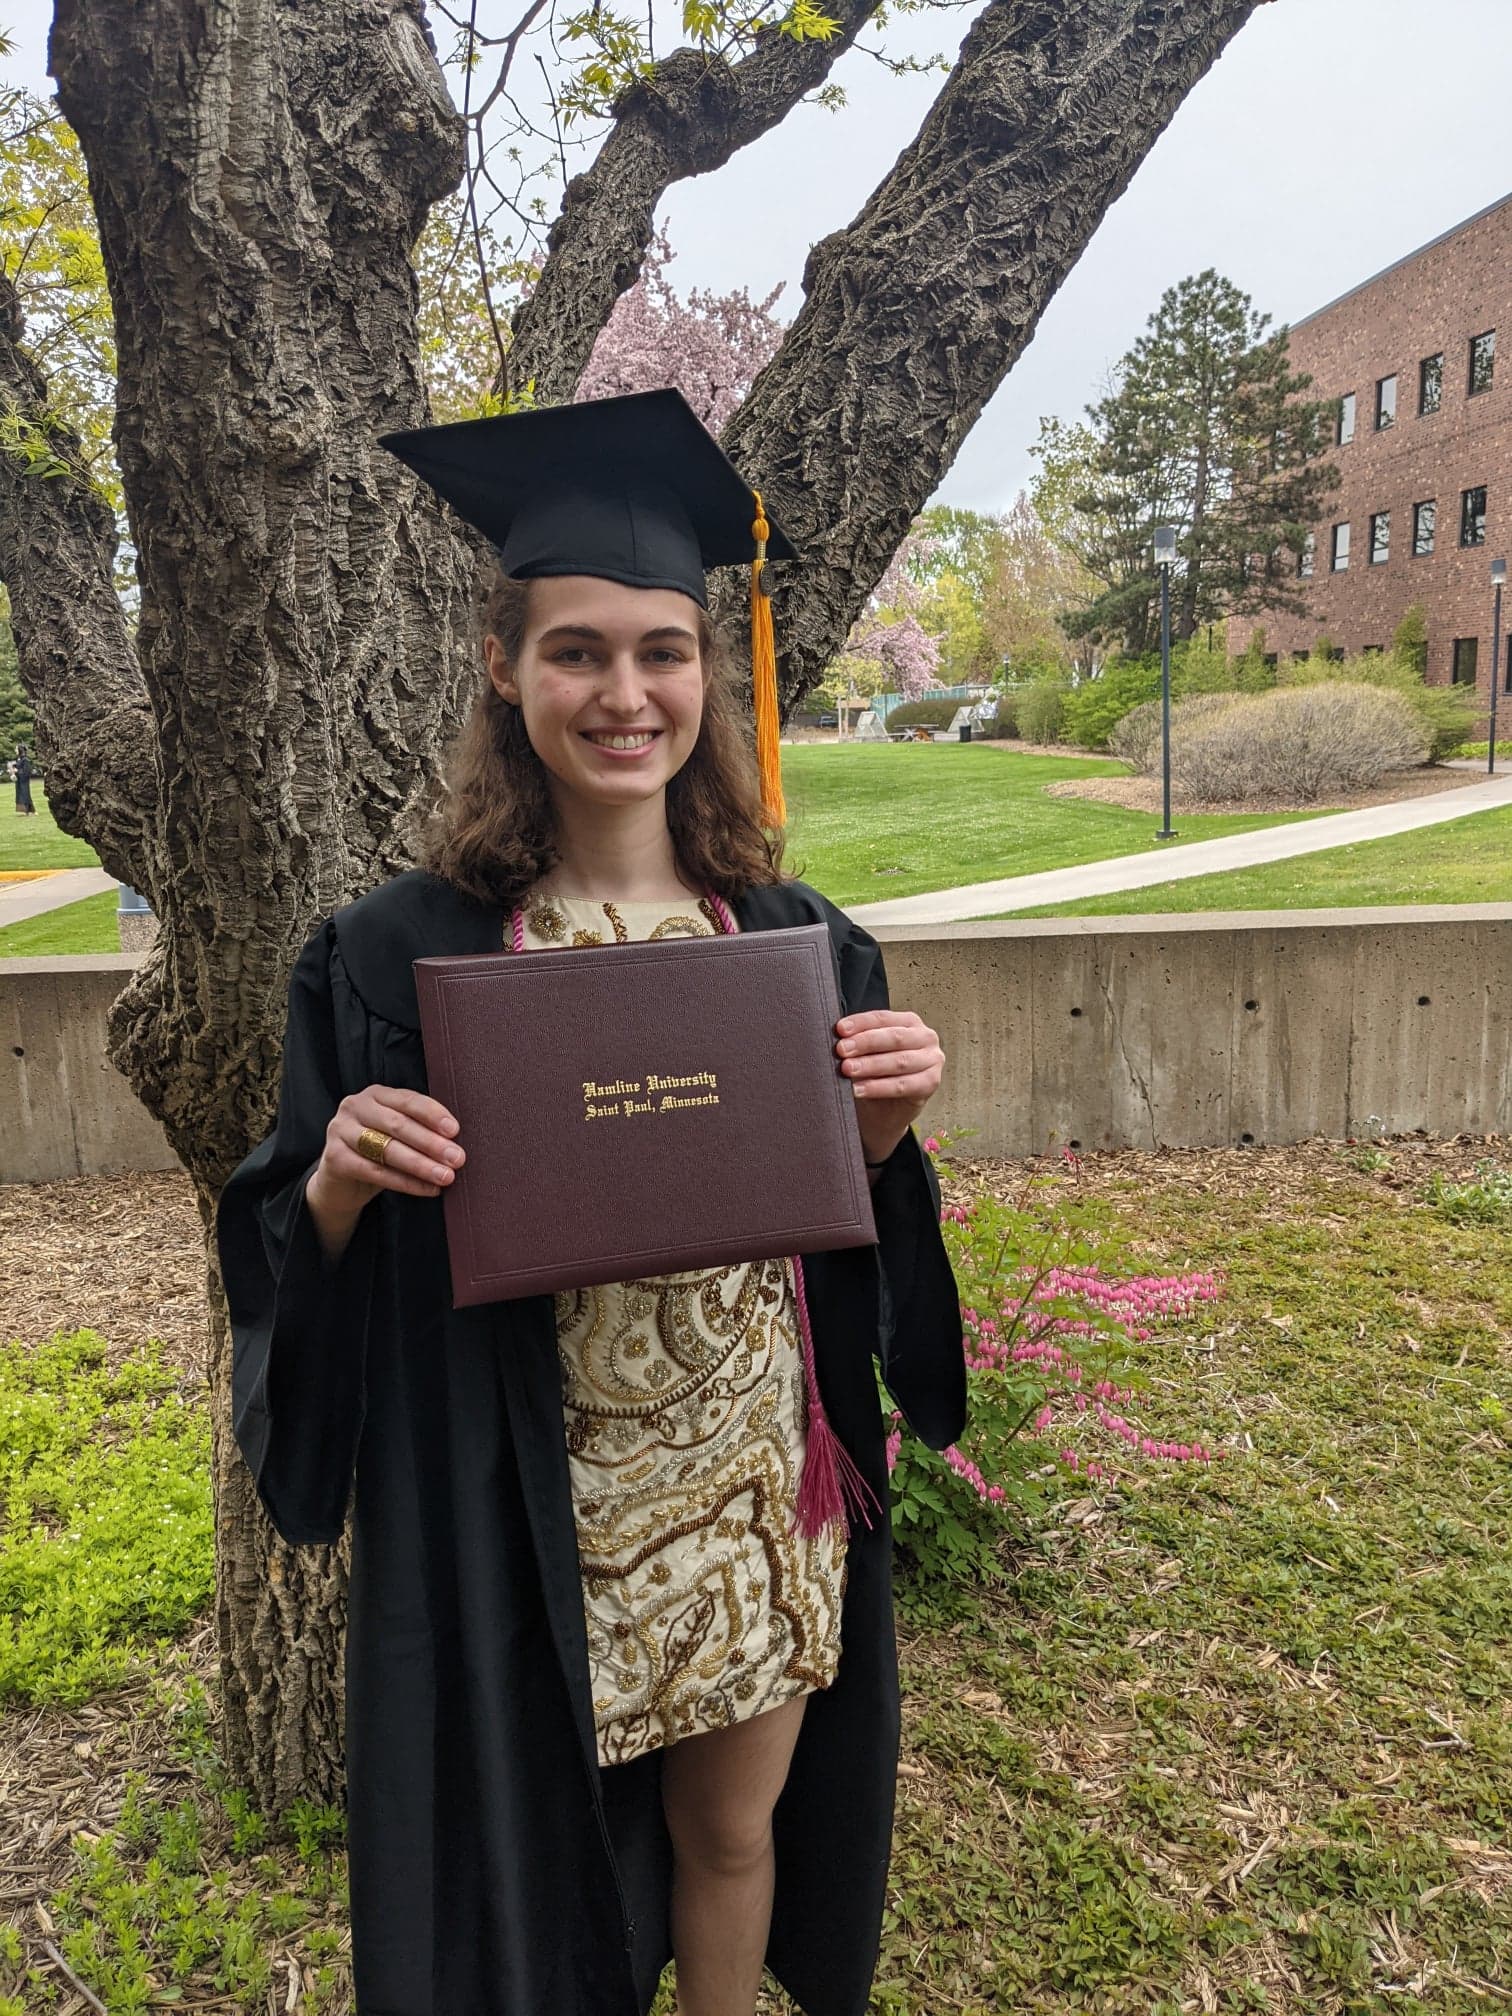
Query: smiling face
xmin=484 ymin=574 xmax=709 ymax=811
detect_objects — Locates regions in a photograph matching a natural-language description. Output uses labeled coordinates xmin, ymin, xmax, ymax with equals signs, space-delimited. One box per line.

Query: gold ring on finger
xmin=356 ymin=1126 xmax=394 ymax=1168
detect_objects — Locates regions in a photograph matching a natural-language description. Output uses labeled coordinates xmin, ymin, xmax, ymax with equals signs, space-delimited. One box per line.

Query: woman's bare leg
xmin=659 ymin=1693 xmax=809 ymax=2016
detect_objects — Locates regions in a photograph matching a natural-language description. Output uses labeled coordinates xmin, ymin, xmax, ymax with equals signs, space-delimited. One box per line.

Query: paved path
xmin=0 ymin=865 xmax=116 ymax=928
xmin=846 ymin=770 xmax=1512 ymax=927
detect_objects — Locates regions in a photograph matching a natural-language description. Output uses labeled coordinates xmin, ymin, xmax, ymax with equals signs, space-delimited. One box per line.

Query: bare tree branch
xmin=0 ymin=269 xmax=155 ymax=890
xmin=506 ymin=0 xmax=884 ymax=403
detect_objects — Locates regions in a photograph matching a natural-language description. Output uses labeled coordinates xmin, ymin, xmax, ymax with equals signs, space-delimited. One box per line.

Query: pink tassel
xmin=790 ymin=1254 xmax=880 ymax=1541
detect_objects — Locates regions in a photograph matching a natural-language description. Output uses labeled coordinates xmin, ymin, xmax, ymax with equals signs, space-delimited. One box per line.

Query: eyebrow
xmin=536 ymin=623 xmax=699 ymax=647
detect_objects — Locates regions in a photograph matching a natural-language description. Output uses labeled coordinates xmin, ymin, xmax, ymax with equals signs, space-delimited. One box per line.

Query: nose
xmin=597 ymin=649 xmax=651 ymax=717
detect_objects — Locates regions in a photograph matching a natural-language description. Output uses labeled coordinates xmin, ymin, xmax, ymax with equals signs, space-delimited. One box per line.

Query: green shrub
xmin=987 ymin=688 xmax=1020 ymax=738
xmin=1235 ymin=626 xmax=1278 ymax=692
xmin=1393 ymin=602 xmax=1428 ymax=677
xmin=0 ymin=1329 xmax=213 ymax=1707
xmin=1017 ymin=680 xmax=1070 ymax=744
xmin=1060 ymin=660 xmax=1159 ymax=750
xmin=884 ymin=698 xmax=960 ymax=729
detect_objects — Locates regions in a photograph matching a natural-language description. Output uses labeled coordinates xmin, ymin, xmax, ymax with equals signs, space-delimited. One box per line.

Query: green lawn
xmin=781 ymin=744 xmax=1315 ymax=907
xmin=994 ymin=803 xmax=1512 ymax=919
xmin=0 ymin=888 xmax=121 ymax=958
xmin=0 ymin=784 xmax=101 ymax=871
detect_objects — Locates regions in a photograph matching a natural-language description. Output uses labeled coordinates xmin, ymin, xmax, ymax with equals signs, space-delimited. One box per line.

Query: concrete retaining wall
xmin=4 ymin=907 xmax=1510 ymax=1184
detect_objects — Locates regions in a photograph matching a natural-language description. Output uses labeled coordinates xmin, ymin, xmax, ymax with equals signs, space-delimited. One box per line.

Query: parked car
xmin=817 ymin=712 xmax=838 ymax=728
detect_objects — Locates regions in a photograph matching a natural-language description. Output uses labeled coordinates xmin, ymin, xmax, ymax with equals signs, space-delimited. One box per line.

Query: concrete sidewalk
xmin=847 ymin=769 xmax=1512 ymax=927
xmin=0 ymin=866 xmax=116 ymax=928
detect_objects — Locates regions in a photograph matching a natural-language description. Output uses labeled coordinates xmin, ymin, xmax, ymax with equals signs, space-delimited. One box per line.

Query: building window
xmin=1298 ymin=532 xmax=1315 ymax=578
xmin=1469 ymin=330 xmax=1496 ymax=395
xmin=1327 ymin=647 xmax=1345 ymax=663
xmin=1452 ymin=637 xmax=1479 ymax=686
xmin=1370 ymin=511 xmax=1390 ymax=564
xmin=1413 ymin=499 xmax=1436 ymax=556
xmin=1419 ymin=353 xmax=1443 ymax=414
xmin=1336 ymin=392 xmax=1356 ymax=445
xmin=1264 ymin=653 xmax=1278 ymax=669
xmin=1461 ymin=486 xmax=1487 ymax=547
xmin=1291 ymin=650 xmax=1310 ymax=663
xmin=1331 ymin=522 xmax=1351 ymax=571
xmin=1376 ymin=375 xmax=1397 ymax=429
xmin=1361 ymin=644 xmax=1385 ymax=655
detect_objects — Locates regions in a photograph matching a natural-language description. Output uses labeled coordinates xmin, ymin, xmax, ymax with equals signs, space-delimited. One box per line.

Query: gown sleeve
xmin=214 ymin=918 xmax=381 ymax=1546
xmin=836 ymin=917 xmax=968 ymax=1451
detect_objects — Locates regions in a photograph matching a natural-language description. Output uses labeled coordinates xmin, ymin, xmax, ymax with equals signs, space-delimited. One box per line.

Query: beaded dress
xmin=515 ymin=889 xmax=848 ymax=1768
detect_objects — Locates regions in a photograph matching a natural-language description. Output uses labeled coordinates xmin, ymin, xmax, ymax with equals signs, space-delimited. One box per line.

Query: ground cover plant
xmin=996 ymin=803 xmax=1512 ymax=918
xmin=0 ymin=887 xmax=118 ymax=957
xmin=2 ymin=1141 xmax=1509 ymax=2012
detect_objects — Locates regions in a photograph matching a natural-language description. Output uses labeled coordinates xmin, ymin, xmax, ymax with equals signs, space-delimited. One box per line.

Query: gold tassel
xmin=750 ymin=490 xmax=785 ymax=829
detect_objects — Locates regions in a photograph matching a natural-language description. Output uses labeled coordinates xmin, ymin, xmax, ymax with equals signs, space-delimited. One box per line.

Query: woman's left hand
xmin=834 ymin=1008 xmax=944 ymax=1166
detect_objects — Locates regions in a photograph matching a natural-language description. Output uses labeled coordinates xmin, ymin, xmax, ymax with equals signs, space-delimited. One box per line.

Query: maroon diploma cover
xmin=413 ymin=922 xmax=878 ymax=1306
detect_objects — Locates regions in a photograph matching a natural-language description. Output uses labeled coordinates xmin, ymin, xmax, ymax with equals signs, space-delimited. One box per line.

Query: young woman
xmin=217 ymin=388 xmax=966 ymax=2016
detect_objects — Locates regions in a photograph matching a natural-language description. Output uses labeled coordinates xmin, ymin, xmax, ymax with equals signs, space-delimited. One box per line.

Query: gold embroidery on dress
xmin=601 ymin=901 xmax=631 ymax=943
xmin=570 ymin=928 xmax=605 ymax=947
xmin=526 ymin=897 xmax=567 ymax=943
xmin=649 ymin=914 xmax=713 ymax=940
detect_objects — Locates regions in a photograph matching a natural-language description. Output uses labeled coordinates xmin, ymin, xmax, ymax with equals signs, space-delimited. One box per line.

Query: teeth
xmin=587 ymin=732 xmax=656 ymax=750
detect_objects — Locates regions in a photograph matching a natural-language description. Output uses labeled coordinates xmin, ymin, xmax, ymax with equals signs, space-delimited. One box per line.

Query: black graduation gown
xmin=216 ymin=870 xmax=966 ymax=2016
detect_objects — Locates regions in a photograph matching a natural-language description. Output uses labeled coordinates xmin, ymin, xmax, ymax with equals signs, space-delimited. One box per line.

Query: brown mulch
xmin=2 ymin=1136 xmax=1508 ymax=2011
xmin=1043 ymin=764 xmax=1476 ymax=817
xmin=1 ymin=1170 xmax=206 ymax=1376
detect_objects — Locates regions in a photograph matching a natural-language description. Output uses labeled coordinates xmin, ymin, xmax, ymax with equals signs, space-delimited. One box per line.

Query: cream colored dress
xmin=517 ymin=890 xmax=848 ymax=1768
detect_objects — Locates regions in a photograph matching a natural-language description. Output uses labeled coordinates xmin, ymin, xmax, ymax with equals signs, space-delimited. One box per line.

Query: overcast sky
xmin=6 ymin=0 xmax=1510 ymax=512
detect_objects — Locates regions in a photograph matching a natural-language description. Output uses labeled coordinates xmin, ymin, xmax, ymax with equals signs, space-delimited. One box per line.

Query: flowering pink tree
xmin=823 ymin=521 xmax=945 ymax=708
xmin=575 ymin=226 xmax=786 ymax=432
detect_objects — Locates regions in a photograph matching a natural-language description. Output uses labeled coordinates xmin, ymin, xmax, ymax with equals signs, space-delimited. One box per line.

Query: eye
xmin=646 ymin=648 xmax=689 ymax=665
xmin=551 ymin=647 xmax=594 ymax=665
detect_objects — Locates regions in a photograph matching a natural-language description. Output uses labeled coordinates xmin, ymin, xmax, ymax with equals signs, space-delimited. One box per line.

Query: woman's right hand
xmin=306 ymin=1086 xmax=466 ymax=1227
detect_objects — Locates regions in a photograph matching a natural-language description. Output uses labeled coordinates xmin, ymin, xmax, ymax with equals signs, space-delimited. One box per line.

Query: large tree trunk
xmin=37 ymin=0 xmax=477 ymax=1806
xmin=1 ymin=0 xmax=1265 ymax=1807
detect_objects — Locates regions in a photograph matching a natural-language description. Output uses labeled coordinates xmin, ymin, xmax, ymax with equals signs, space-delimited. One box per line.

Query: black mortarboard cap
xmin=376 ymin=387 xmax=796 ymax=610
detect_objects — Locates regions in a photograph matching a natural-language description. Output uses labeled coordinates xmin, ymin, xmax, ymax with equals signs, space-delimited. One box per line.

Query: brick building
xmin=1231 ymin=191 xmax=1511 ymax=715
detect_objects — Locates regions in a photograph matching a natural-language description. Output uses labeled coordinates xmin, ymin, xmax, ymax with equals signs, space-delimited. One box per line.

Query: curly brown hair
xmin=419 ymin=570 xmax=789 ymax=908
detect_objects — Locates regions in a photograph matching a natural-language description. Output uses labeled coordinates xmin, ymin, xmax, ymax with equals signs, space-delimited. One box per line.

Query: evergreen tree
xmin=1061 ymin=270 xmax=1340 ymax=655
xmin=1392 ymin=602 xmax=1428 ymax=678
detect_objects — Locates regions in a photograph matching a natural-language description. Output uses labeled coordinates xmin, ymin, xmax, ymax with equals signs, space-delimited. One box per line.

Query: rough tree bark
xmin=0 ymin=0 xmax=1264 ymax=1806
xmin=7 ymin=0 xmax=479 ymax=1806
xmin=719 ymin=0 xmax=1268 ymax=708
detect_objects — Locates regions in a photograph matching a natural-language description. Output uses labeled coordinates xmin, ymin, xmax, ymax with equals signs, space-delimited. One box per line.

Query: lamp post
xmin=1154 ymin=525 xmax=1178 ymax=840
xmin=1490 ymin=557 xmax=1506 ymax=777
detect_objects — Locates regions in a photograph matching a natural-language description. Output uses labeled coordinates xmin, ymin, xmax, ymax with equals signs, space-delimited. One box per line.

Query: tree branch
xmin=0 ymin=269 xmax=155 ymax=891
xmin=718 ymin=0 xmax=1267 ymax=705
xmin=506 ymin=0 xmax=884 ymax=404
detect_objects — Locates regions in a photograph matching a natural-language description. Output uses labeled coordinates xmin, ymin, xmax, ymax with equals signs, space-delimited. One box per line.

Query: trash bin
xmin=958 ymin=723 xmax=973 ymax=743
